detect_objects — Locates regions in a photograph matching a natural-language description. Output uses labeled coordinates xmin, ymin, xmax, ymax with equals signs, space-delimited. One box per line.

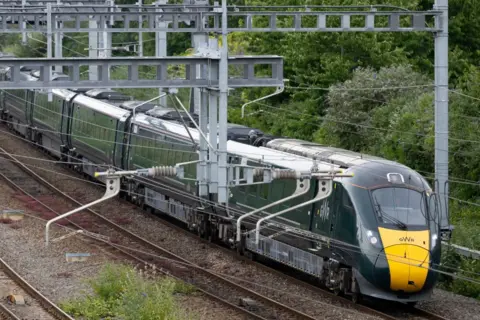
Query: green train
xmin=0 ymin=67 xmax=444 ymax=305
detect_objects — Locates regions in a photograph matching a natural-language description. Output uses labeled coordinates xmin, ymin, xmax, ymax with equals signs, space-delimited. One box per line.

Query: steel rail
xmin=0 ymin=147 xmax=317 ymax=320
xmin=0 ymin=304 xmax=21 ymax=320
xmin=0 ymin=255 xmax=73 ymax=320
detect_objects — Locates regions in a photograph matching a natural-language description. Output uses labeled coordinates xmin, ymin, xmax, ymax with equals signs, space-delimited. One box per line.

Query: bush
xmin=60 ymin=263 xmax=195 ymax=320
xmin=438 ymin=247 xmax=480 ymax=300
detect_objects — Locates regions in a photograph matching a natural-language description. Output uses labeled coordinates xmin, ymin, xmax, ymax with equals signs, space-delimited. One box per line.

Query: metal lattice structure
xmin=0 ymin=0 xmax=451 ymax=238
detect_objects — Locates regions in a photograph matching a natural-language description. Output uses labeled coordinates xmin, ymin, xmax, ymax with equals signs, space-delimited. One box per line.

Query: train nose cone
xmin=377 ymin=228 xmax=430 ymax=293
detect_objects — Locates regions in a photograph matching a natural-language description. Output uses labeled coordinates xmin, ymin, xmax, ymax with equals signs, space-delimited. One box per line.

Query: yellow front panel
xmin=378 ymin=228 xmax=430 ymax=293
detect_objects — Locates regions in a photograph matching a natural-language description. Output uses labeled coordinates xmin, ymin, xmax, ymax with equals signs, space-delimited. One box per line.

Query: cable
xmin=246 ymin=101 xmax=480 ymax=145
xmin=1 ymin=128 xmax=478 ymax=280
xmin=5 ymin=87 xmax=478 ymax=164
xmin=286 ymin=84 xmax=435 ymax=91
xmin=1 ymin=107 xmax=478 ymax=198
xmin=449 ymin=89 xmax=480 ymax=102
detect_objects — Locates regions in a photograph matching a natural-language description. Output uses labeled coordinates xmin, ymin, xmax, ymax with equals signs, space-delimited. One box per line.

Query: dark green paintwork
xmin=126 ymin=121 xmax=198 ymax=191
xmin=70 ymin=102 xmax=118 ymax=163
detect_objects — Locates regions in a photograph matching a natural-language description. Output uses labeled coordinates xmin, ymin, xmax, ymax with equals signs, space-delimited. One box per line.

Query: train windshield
xmin=371 ymin=188 xmax=428 ymax=228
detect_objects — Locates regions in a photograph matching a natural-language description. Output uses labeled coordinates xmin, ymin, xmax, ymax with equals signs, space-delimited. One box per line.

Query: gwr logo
xmin=399 ymin=237 xmax=415 ymax=243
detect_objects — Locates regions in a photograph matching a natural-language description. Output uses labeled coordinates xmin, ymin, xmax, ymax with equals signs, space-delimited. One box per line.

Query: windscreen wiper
xmin=373 ymin=196 xmax=407 ymax=230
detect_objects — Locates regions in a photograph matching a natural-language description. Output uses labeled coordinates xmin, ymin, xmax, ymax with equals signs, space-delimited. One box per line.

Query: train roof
xmin=85 ymin=88 xmax=132 ymax=101
xmin=118 ymin=100 xmax=156 ymax=112
xmin=265 ymin=139 xmax=433 ymax=190
xmin=132 ymin=114 xmax=339 ymax=172
xmin=72 ymin=94 xmax=131 ymax=119
xmin=266 ymin=139 xmax=389 ymax=168
xmin=51 ymin=89 xmax=78 ymax=101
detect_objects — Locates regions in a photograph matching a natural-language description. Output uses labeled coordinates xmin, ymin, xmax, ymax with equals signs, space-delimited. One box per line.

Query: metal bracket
xmin=255 ymin=179 xmax=333 ymax=245
xmin=236 ymin=179 xmax=311 ymax=242
xmin=45 ymin=170 xmax=121 ymax=247
xmin=241 ymin=84 xmax=285 ymax=118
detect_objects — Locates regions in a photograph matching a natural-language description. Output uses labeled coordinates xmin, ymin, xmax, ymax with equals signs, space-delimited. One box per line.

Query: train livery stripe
xmin=378 ymin=228 xmax=430 ymax=293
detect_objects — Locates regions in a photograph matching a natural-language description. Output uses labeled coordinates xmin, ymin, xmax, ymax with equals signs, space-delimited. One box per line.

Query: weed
xmin=60 ymin=263 xmax=195 ymax=320
xmin=173 ymin=280 xmax=197 ymax=295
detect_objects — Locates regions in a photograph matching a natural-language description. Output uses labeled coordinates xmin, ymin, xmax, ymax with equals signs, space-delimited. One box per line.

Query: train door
xmin=25 ymin=90 xmax=34 ymax=126
xmin=310 ymin=181 xmax=337 ymax=238
xmin=63 ymin=102 xmax=75 ymax=149
xmin=333 ymin=183 xmax=356 ymax=244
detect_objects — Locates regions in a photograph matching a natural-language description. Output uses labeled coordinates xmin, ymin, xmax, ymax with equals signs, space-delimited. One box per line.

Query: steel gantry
xmin=0 ymin=1 xmax=452 ymax=239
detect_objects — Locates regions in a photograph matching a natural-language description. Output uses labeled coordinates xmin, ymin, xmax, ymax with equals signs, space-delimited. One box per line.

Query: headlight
xmin=366 ymin=230 xmax=381 ymax=248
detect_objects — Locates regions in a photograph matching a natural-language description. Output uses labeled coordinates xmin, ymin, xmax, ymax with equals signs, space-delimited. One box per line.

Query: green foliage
xmin=317 ymin=65 xmax=431 ymax=151
xmin=437 ymin=249 xmax=480 ymax=300
xmin=60 ymin=264 xmax=196 ymax=320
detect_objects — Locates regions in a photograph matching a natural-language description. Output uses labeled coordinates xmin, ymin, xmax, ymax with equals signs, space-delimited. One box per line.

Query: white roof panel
xmin=132 ymin=114 xmax=339 ymax=171
xmin=72 ymin=94 xmax=131 ymax=119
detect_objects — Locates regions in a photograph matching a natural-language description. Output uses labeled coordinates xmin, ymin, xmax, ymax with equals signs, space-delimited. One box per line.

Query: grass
xmin=60 ymin=263 xmax=198 ymax=320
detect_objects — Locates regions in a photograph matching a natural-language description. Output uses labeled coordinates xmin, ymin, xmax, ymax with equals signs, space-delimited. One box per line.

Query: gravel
xmin=0 ymin=181 xmax=248 ymax=320
xmin=417 ymin=288 xmax=480 ymax=320
xmin=1 ymin=125 xmax=480 ymax=320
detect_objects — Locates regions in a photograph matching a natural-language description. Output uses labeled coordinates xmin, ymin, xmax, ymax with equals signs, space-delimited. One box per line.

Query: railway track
xmin=0 ymin=255 xmax=73 ymax=320
xmin=0 ymin=143 xmax=451 ymax=320
xmin=0 ymin=304 xmax=20 ymax=320
xmin=146 ymin=212 xmax=452 ymax=320
xmin=0 ymin=147 xmax=319 ymax=320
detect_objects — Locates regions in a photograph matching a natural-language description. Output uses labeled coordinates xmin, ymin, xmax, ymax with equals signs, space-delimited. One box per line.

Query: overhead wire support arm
xmin=237 ymin=179 xmax=311 ymax=243
xmin=241 ymin=84 xmax=286 ymax=118
xmin=45 ymin=164 xmax=193 ymax=246
xmin=170 ymin=90 xmax=216 ymax=154
xmin=255 ymin=179 xmax=333 ymax=246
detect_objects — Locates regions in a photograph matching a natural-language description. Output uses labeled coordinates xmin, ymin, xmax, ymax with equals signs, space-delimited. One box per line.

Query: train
xmin=0 ymin=64 xmax=442 ymax=305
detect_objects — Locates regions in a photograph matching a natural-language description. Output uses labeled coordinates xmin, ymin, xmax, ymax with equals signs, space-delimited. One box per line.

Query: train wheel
xmin=351 ymin=292 xmax=361 ymax=304
xmin=333 ymin=287 xmax=341 ymax=296
xmin=351 ymin=278 xmax=361 ymax=303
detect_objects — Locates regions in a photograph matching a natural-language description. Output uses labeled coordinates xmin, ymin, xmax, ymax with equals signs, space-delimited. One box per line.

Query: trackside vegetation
xmin=60 ymin=264 xmax=197 ymax=320
xmin=1 ymin=0 xmax=479 ymax=301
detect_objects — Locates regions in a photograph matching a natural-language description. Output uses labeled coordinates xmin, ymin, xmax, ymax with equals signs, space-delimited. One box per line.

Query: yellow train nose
xmin=378 ymin=228 xmax=430 ymax=293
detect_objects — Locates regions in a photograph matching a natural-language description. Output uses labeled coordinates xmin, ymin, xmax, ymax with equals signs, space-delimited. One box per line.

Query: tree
xmin=314 ymin=65 xmax=431 ymax=152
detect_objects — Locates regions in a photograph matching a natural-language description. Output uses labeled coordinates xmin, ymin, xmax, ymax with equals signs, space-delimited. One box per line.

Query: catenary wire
xmin=1 ymin=128 xmax=478 ymax=279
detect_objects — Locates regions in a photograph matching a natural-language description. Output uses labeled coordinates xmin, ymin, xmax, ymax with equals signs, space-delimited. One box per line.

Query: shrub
xmin=60 ymin=263 xmax=195 ymax=320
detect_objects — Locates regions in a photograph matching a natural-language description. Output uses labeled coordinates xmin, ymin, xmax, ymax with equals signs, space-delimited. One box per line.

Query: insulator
xmin=148 ymin=166 xmax=177 ymax=177
xmin=272 ymin=170 xmax=300 ymax=180
xmin=253 ymin=168 xmax=265 ymax=177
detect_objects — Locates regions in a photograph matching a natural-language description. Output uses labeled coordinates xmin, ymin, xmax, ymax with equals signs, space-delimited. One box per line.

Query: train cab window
xmin=371 ymin=187 xmax=427 ymax=227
